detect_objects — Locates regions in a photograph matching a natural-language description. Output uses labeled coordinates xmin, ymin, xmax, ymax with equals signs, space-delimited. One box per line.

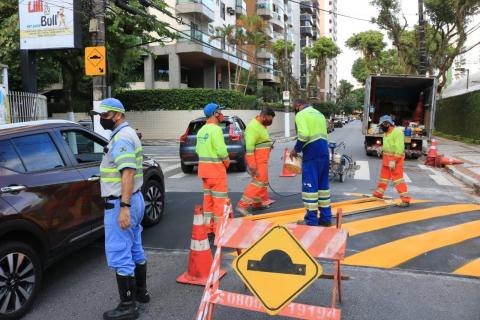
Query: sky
xmin=336 ymin=0 xmax=419 ymax=86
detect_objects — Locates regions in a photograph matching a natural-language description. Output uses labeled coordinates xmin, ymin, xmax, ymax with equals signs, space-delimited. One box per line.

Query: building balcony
xmin=257 ymin=67 xmax=280 ymax=82
xmin=256 ymin=48 xmax=273 ymax=59
xmin=178 ymin=28 xmax=221 ymax=49
xmin=301 ymin=26 xmax=313 ymax=37
xmin=257 ymin=1 xmax=273 ymax=18
xmin=265 ymin=24 xmax=274 ymax=39
xmin=176 ymin=0 xmax=215 ymax=22
xmin=300 ymin=0 xmax=313 ymax=13
xmin=300 ymin=14 xmax=313 ymax=25
xmin=271 ymin=11 xmax=284 ymax=30
xmin=235 ymin=0 xmax=246 ymax=16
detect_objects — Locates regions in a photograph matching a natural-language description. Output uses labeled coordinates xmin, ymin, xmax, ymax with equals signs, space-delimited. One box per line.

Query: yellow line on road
xmin=343 ymin=220 xmax=480 ymax=268
xmin=453 ymin=258 xmax=480 ymax=277
xmin=343 ymin=204 xmax=480 ymax=236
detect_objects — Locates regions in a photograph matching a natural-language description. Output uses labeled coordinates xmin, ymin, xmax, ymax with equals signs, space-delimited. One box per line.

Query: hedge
xmin=114 ymin=89 xmax=258 ymax=111
xmin=435 ymin=91 xmax=480 ymax=141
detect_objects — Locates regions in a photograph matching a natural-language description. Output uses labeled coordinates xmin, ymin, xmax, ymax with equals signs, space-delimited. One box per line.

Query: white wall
xmin=51 ymin=110 xmax=296 ymax=140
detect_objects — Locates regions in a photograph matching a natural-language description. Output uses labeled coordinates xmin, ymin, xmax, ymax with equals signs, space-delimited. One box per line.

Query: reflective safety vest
xmin=245 ymin=117 xmax=272 ymax=167
xmin=383 ymin=127 xmax=405 ymax=157
xmin=195 ymin=121 xmax=229 ymax=178
xmin=100 ymin=122 xmax=143 ymax=197
xmin=295 ymin=106 xmax=328 ymax=147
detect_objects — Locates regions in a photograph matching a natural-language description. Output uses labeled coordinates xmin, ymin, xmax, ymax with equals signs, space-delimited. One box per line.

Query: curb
xmin=445 ymin=165 xmax=480 ymax=194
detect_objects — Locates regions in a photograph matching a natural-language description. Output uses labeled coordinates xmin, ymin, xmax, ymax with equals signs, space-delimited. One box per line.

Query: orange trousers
xmin=238 ymin=156 xmax=270 ymax=209
xmin=202 ymin=178 xmax=228 ymax=235
xmin=373 ymin=155 xmax=411 ymax=203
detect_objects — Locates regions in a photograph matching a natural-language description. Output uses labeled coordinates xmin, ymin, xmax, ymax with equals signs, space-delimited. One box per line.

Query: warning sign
xmin=85 ymin=46 xmax=106 ymax=76
xmin=232 ymin=225 xmax=322 ymax=315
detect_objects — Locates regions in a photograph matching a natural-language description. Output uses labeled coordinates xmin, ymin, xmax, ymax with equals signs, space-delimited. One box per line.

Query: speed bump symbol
xmin=247 ymin=249 xmax=306 ymax=275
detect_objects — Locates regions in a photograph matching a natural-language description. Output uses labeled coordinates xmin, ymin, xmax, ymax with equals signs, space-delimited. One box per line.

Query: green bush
xmin=435 ymin=91 xmax=480 ymax=141
xmin=259 ymin=102 xmax=285 ymax=111
xmin=114 ymin=89 xmax=257 ymax=111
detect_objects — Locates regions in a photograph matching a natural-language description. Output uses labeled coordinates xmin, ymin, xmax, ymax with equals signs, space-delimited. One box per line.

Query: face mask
xmin=381 ymin=124 xmax=390 ymax=132
xmin=100 ymin=117 xmax=115 ymax=130
xmin=263 ymin=119 xmax=273 ymax=126
xmin=216 ymin=113 xmax=225 ymax=123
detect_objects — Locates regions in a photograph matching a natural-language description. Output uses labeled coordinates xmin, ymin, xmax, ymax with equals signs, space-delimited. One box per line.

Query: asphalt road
xmin=25 ymin=120 xmax=480 ymax=320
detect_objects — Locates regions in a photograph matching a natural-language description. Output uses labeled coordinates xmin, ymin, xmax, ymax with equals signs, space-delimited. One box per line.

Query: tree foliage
xmin=271 ymin=39 xmax=300 ymax=100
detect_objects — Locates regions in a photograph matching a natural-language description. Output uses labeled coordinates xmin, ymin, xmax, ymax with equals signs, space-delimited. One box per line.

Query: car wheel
xmin=0 ymin=241 xmax=42 ymax=320
xmin=236 ymin=157 xmax=247 ymax=172
xmin=181 ymin=161 xmax=194 ymax=174
xmin=142 ymin=179 xmax=165 ymax=227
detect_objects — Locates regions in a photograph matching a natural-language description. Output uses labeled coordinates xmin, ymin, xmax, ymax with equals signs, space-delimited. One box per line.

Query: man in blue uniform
xmin=290 ymin=99 xmax=332 ymax=226
xmin=92 ymin=98 xmax=149 ymax=320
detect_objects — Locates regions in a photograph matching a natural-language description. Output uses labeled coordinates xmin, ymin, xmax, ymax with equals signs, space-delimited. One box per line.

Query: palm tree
xmin=209 ymin=24 xmax=236 ymax=90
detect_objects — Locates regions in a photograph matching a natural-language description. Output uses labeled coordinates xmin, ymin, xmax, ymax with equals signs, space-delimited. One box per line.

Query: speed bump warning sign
xmin=233 ymin=225 xmax=322 ymax=315
xmin=85 ymin=46 xmax=106 ymax=76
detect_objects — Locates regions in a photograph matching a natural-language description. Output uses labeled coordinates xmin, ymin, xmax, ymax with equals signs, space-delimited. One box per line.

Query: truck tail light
xmin=180 ymin=127 xmax=189 ymax=143
xmin=376 ymin=139 xmax=382 ymax=145
xmin=229 ymin=124 xmax=241 ymax=141
xmin=412 ymin=142 xmax=417 ymax=148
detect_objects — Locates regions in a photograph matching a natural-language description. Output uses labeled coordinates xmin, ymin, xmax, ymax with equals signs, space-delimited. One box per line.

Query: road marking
xmin=403 ymin=173 xmax=412 ymax=183
xmin=343 ymin=220 xmax=480 ymax=268
xmin=418 ymin=164 xmax=437 ymax=174
xmin=429 ymin=174 xmax=455 ymax=186
xmin=453 ymin=258 xmax=480 ymax=277
xmin=169 ymin=172 xmax=186 ymax=179
xmin=342 ymin=204 xmax=480 ymax=237
xmin=353 ymin=161 xmax=370 ymax=180
xmin=162 ymin=163 xmax=181 ymax=174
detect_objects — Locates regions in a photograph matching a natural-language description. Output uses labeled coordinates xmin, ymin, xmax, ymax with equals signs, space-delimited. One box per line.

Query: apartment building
xmin=130 ymin=0 xmax=250 ymax=90
xmin=453 ymin=14 xmax=480 ymax=81
xmin=299 ymin=0 xmax=337 ymax=101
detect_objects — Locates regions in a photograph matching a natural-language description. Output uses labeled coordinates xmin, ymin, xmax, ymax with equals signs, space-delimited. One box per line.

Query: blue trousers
xmin=302 ymin=156 xmax=332 ymax=225
xmin=104 ymin=192 xmax=146 ymax=276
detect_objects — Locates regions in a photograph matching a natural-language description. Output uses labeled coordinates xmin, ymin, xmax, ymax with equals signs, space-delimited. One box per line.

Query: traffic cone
xmin=425 ymin=139 xmax=438 ymax=167
xmin=176 ymin=205 xmax=226 ymax=286
xmin=440 ymin=157 xmax=464 ymax=167
xmin=280 ymin=148 xmax=297 ymax=177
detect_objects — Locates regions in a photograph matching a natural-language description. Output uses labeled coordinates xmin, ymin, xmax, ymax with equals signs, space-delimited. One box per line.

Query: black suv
xmin=0 ymin=120 xmax=165 ymax=319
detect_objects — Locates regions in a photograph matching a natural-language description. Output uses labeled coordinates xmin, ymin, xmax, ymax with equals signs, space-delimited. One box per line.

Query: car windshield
xmin=188 ymin=120 xmax=233 ymax=135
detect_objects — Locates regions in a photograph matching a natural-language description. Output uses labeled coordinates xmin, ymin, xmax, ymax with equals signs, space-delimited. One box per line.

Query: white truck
xmin=362 ymin=75 xmax=438 ymax=158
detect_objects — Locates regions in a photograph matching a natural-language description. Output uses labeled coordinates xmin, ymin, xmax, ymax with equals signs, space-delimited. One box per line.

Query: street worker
xmin=236 ymin=107 xmax=276 ymax=216
xmin=290 ymin=99 xmax=332 ymax=227
xmin=195 ymin=103 xmax=230 ymax=238
xmin=373 ymin=115 xmax=411 ymax=207
xmin=92 ymin=98 xmax=149 ymax=320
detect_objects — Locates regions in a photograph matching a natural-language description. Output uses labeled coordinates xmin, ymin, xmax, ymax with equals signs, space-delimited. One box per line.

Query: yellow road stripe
xmin=343 ymin=204 xmax=480 ymax=237
xmin=343 ymin=220 xmax=480 ymax=268
xmin=453 ymin=258 xmax=480 ymax=277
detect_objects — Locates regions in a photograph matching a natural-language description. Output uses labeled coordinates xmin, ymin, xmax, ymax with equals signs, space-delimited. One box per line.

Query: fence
xmin=8 ymin=91 xmax=48 ymax=123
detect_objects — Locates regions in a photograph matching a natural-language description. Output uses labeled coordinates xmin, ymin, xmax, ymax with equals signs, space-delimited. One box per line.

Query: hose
xmin=267 ymin=181 xmax=301 ymax=197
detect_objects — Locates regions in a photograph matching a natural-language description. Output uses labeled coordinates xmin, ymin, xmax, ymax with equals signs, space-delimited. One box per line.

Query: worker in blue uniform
xmin=92 ymin=98 xmax=149 ymax=320
xmin=290 ymin=99 xmax=332 ymax=227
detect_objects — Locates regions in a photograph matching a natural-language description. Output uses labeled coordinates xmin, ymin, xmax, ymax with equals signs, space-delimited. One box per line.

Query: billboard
xmin=19 ymin=0 xmax=81 ymax=50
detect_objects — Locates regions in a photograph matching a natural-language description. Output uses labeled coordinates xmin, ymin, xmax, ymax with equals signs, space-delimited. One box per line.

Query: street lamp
xmin=455 ymin=67 xmax=470 ymax=90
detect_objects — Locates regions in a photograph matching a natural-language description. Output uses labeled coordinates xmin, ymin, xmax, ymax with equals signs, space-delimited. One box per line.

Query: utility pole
xmin=418 ymin=0 xmax=427 ymax=75
xmin=283 ymin=0 xmax=290 ymax=138
xmin=91 ymin=0 xmax=107 ymax=102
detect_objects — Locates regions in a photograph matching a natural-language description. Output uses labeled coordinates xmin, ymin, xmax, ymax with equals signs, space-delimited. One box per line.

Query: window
xmin=12 ymin=133 xmax=64 ymax=172
xmin=0 ymin=140 xmax=25 ymax=172
xmin=220 ymin=2 xmax=225 ymax=19
xmin=61 ymin=130 xmax=105 ymax=164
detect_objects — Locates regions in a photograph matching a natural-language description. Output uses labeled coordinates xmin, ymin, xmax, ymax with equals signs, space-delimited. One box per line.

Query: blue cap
xmin=92 ymin=98 xmax=125 ymax=114
xmin=203 ymin=103 xmax=224 ymax=117
xmin=379 ymin=115 xmax=394 ymax=125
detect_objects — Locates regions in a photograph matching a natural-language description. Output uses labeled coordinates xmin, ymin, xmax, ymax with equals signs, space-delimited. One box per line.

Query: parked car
xmin=0 ymin=120 xmax=165 ymax=319
xmin=78 ymin=119 xmax=143 ymax=140
xmin=333 ymin=118 xmax=344 ymax=128
xmin=179 ymin=116 xmax=247 ymax=173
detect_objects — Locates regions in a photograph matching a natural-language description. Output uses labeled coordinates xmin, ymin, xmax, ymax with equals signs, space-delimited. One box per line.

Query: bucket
xmin=284 ymin=154 xmax=302 ymax=174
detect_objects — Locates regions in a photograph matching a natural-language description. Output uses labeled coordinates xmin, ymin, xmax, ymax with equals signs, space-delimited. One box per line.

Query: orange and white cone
xmin=176 ymin=205 xmax=226 ymax=286
xmin=440 ymin=157 xmax=464 ymax=167
xmin=425 ymin=139 xmax=438 ymax=167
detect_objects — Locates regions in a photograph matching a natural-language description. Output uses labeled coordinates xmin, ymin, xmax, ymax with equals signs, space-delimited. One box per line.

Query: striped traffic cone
xmin=425 ymin=139 xmax=438 ymax=167
xmin=176 ymin=205 xmax=226 ymax=286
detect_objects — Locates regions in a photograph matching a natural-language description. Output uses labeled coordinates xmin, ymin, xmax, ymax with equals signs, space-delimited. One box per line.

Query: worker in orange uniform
xmin=236 ymin=107 xmax=276 ymax=216
xmin=373 ymin=115 xmax=411 ymax=207
xmin=195 ymin=103 xmax=230 ymax=238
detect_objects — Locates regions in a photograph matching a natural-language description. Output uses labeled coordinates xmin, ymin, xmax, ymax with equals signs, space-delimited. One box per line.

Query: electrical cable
xmin=286 ymin=0 xmax=373 ymax=23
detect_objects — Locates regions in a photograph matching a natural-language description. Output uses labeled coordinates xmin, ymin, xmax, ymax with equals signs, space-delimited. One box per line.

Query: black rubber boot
xmin=134 ymin=263 xmax=150 ymax=303
xmin=103 ymin=274 xmax=139 ymax=320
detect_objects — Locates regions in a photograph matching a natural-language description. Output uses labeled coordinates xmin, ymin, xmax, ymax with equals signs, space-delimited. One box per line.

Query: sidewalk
xmin=434 ymin=136 xmax=480 ymax=193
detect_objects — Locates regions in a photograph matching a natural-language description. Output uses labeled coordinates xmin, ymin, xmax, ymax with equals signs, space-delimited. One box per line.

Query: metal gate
xmin=8 ymin=91 xmax=48 ymax=123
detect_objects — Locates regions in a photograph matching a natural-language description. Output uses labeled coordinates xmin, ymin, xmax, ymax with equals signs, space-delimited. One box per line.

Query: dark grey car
xmin=179 ymin=116 xmax=247 ymax=173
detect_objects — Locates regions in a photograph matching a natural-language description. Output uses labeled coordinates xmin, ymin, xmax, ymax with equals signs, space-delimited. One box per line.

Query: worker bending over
xmin=291 ymin=99 xmax=332 ymax=226
xmin=236 ymin=107 xmax=276 ymax=216
xmin=373 ymin=115 xmax=411 ymax=207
